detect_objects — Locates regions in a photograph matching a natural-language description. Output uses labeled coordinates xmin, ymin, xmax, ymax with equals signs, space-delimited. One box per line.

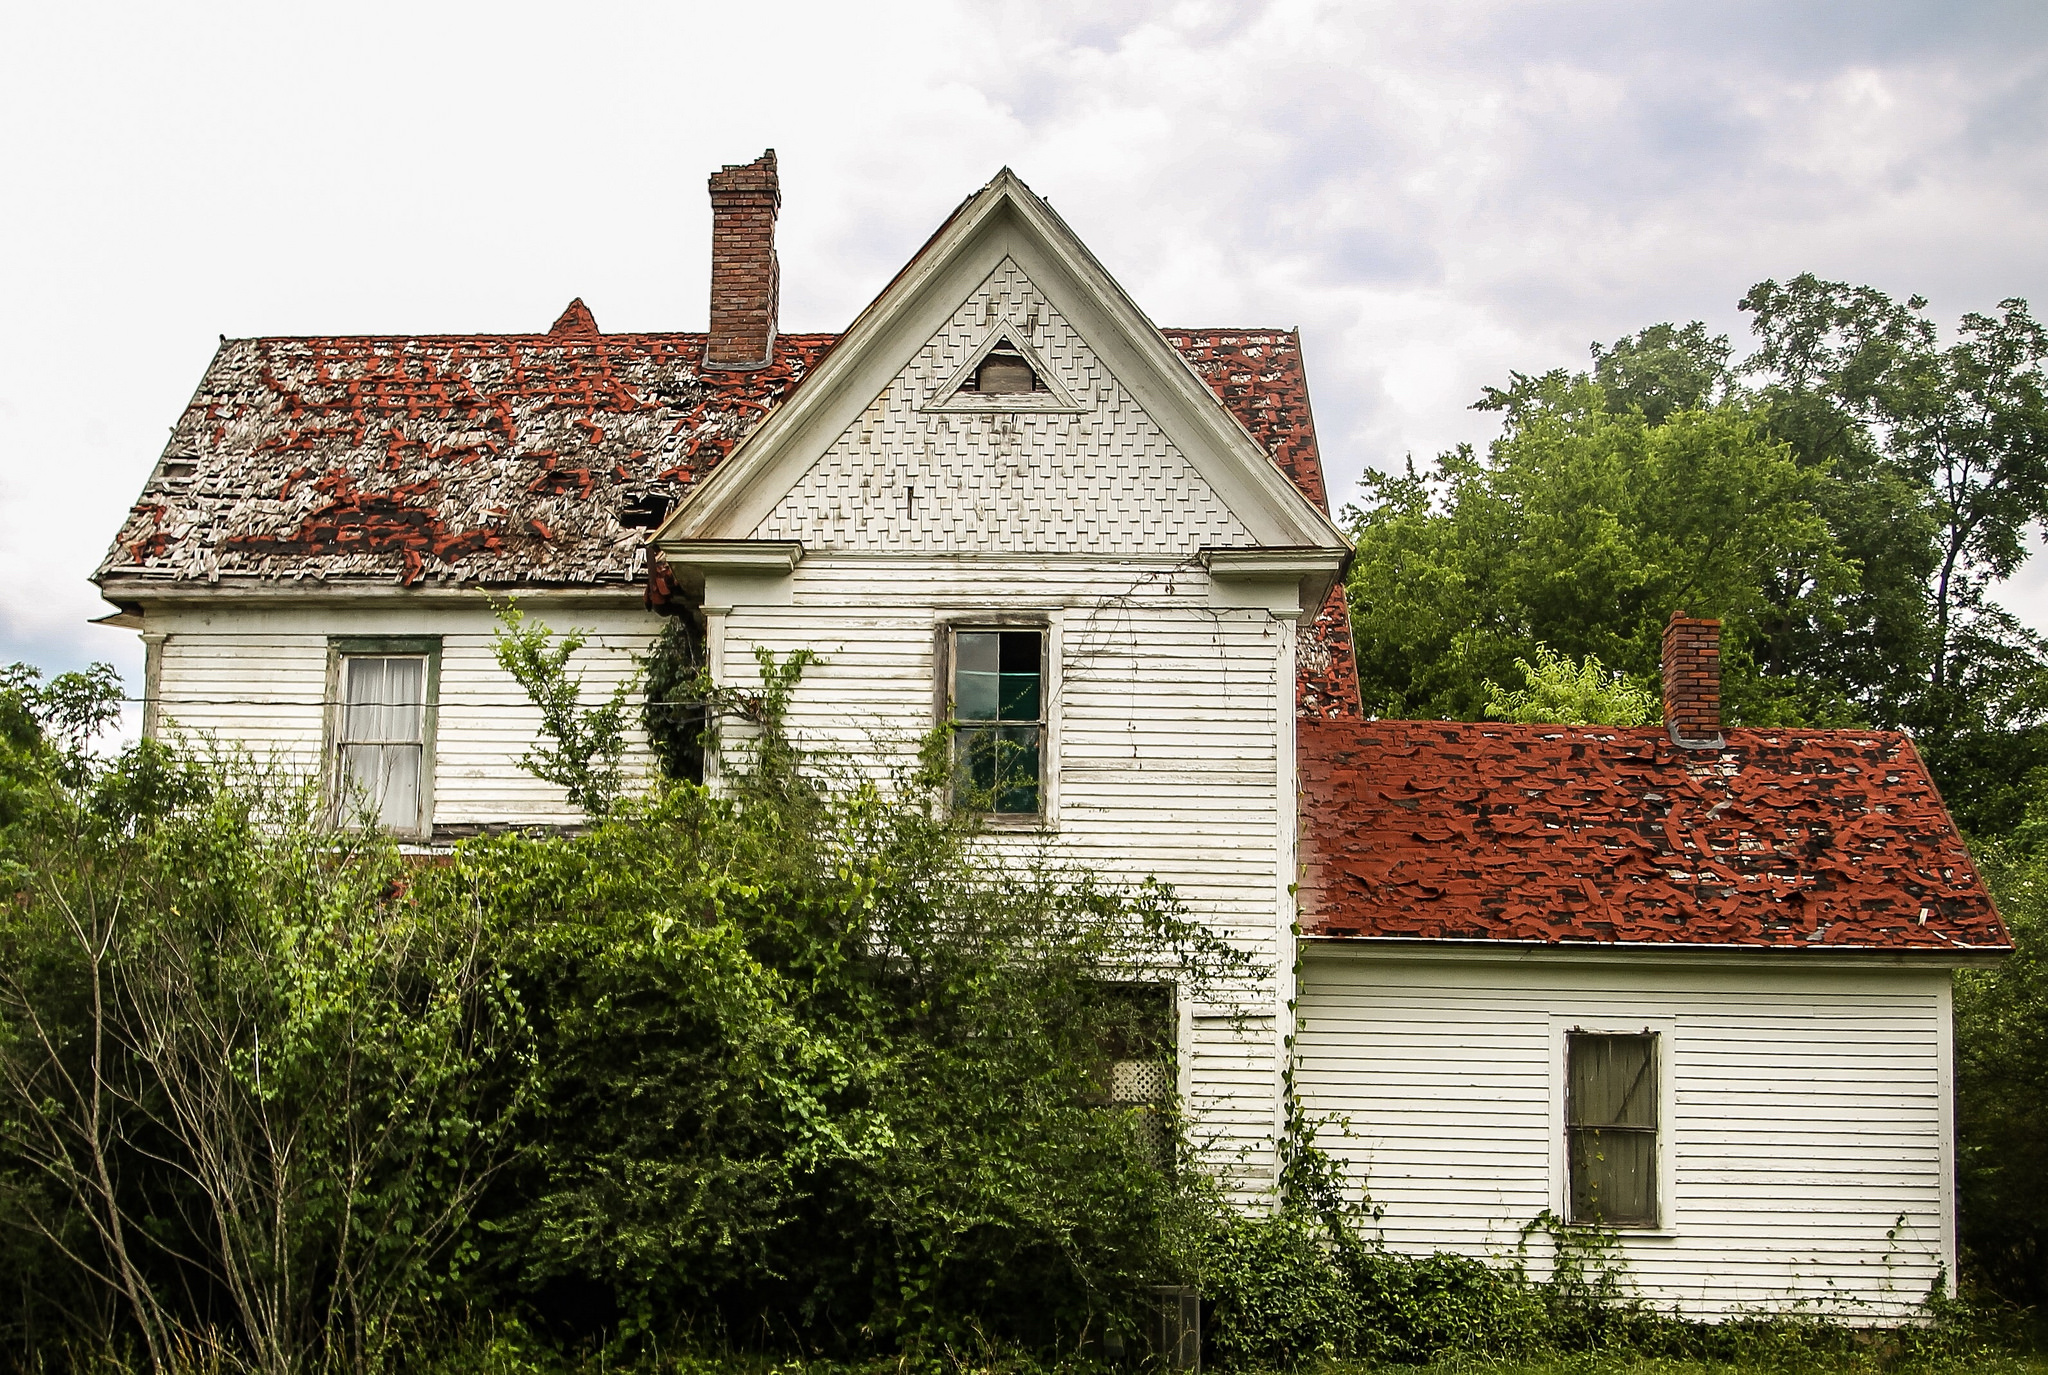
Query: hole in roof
xmin=965 ymin=343 xmax=1043 ymax=395
xmin=160 ymin=459 xmax=198 ymax=478
xmin=619 ymin=493 xmax=673 ymax=529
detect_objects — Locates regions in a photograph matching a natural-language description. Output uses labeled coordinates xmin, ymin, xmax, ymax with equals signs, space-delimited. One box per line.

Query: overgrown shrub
xmin=0 ymin=660 xmax=1245 ymax=1371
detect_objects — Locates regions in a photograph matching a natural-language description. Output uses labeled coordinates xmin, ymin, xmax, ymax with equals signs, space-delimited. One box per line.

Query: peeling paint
xmin=1297 ymin=720 xmax=2008 ymax=949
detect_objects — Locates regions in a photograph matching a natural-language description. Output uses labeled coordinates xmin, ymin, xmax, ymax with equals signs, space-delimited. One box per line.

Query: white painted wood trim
xmin=921 ymin=315 xmax=1087 ymax=413
xmin=1272 ymin=608 xmax=1299 ymax=1203
xmin=1936 ymin=972 xmax=1958 ymax=1288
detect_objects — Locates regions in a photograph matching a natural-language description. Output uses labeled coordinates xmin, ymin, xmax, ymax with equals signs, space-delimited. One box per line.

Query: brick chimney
xmin=1661 ymin=613 xmax=1725 ymax=749
xmin=705 ymin=149 xmax=781 ymax=370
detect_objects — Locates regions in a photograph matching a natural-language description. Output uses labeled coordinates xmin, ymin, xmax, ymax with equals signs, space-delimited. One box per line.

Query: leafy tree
xmin=1743 ymin=276 xmax=2048 ymax=742
xmin=490 ymin=600 xmax=637 ymax=816
xmin=1591 ymin=320 xmax=1733 ymax=424
xmin=1346 ymin=369 xmax=1848 ymax=724
xmin=1955 ymin=833 xmax=2048 ymax=1305
xmin=1484 ymin=645 xmax=1661 ymax=727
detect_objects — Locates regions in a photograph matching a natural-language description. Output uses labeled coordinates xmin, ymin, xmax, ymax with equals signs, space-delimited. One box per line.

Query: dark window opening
xmin=952 ymin=627 xmax=1044 ymax=815
xmin=1093 ymin=983 xmax=1175 ymax=1170
xmin=619 ymin=493 xmax=674 ymax=529
xmin=965 ymin=342 xmax=1044 ymax=395
xmin=1566 ymin=1031 xmax=1658 ymax=1228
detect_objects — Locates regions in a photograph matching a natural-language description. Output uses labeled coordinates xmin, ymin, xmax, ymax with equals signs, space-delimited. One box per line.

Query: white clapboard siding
xmin=1295 ymin=949 xmax=1954 ymax=1318
xmin=149 ymin=600 xmax=659 ymax=829
xmin=715 ymin=553 xmax=1291 ymax=1189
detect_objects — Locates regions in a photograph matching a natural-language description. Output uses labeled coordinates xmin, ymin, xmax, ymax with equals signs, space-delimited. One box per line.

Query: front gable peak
xmin=656 ymin=169 xmax=1349 ymax=553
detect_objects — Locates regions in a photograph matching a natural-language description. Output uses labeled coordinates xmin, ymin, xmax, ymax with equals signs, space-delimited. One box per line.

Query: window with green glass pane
xmin=1566 ymin=1031 xmax=1658 ymax=1228
xmin=952 ymin=628 xmax=1043 ymax=815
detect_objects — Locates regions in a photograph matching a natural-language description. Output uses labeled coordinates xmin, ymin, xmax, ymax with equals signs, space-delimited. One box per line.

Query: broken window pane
xmin=953 ymin=629 xmax=1043 ymax=815
xmin=337 ymin=655 xmax=428 ymax=832
xmin=1566 ymin=1032 xmax=1657 ymax=1227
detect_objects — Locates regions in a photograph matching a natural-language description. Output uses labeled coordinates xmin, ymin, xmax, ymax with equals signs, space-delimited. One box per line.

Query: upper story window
xmin=328 ymin=639 xmax=439 ymax=837
xmin=950 ymin=627 xmax=1044 ymax=818
xmin=1566 ymin=1031 xmax=1659 ymax=1228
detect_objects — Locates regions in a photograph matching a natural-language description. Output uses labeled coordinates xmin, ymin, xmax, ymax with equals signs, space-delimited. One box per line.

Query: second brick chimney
xmin=705 ymin=150 xmax=781 ymax=370
xmin=1661 ymin=613 xmax=1725 ymax=749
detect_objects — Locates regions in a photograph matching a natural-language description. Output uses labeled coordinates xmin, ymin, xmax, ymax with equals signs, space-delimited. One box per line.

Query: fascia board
xmin=1300 ymin=936 xmax=2010 ymax=971
xmin=1201 ymin=547 xmax=1349 ymax=578
xmin=652 ymin=539 xmax=804 ymax=573
xmin=659 ymin=171 xmax=1352 ymax=551
xmin=93 ymin=577 xmax=646 ymax=609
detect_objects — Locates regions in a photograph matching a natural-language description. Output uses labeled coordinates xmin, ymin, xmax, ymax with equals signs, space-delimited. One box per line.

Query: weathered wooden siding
xmin=145 ymin=598 xmax=658 ymax=829
xmin=715 ymin=553 xmax=1293 ymax=1190
xmin=1295 ymin=948 xmax=1955 ymax=1317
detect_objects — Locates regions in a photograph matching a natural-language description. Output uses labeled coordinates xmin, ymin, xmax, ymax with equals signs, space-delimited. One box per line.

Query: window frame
xmin=933 ymin=613 xmax=1057 ymax=829
xmin=324 ymin=636 xmax=442 ymax=840
xmin=1549 ymin=1015 xmax=1676 ymax=1234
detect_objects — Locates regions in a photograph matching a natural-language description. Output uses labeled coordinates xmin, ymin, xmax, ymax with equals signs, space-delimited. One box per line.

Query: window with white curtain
xmin=330 ymin=644 xmax=437 ymax=836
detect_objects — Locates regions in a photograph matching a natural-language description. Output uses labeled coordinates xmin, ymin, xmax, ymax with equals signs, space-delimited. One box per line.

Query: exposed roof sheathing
xmin=101 ymin=326 xmax=838 ymax=588
xmin=1297 ymin=719 xmax=2007 ymax=951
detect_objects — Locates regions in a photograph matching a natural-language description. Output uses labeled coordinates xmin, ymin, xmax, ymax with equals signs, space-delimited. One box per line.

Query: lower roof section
xmin=1296 ymin=718 xmax=2008 ymax=953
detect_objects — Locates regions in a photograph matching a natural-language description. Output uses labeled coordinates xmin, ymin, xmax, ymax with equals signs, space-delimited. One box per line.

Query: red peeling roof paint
xmin=1297 ymin=719 xmax=2007 ymax=951
xmin=101 ymin=330 xmax=837 ymax=588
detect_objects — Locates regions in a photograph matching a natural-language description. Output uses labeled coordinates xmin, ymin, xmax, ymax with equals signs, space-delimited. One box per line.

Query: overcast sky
xmin=5 ymin=0 xmax=2046 ymax=696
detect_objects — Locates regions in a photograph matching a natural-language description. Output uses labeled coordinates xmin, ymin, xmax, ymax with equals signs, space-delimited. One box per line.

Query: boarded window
xmin=336 ymin=654 xmax=431 ymax=833
xmin=951 ymin=628 xmax=1043 ymax=815
xmin=967 ymin=343 xmax=1042 ymax=395
xmin=1566 ymin=1031 xmax=1658 ymax=1227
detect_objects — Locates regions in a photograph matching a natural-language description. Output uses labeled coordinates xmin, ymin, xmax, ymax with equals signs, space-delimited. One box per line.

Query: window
xmin=949 ymin=627 xmax=1044 ymax=816
xmin=1566 ymin=1032 xmax=1658 ymax=1227
xmin=329 ymin=640 xmax=438 ymax=836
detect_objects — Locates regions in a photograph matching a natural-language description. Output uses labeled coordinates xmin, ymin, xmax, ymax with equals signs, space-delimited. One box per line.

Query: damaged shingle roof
xmin=99 ymin=305 xmax=838 ymax=588
xmin=1297 ymin=719 xmax=2007 ymax=951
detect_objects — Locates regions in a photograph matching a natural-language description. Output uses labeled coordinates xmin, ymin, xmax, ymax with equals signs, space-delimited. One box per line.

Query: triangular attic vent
xmin=924 ymin=320 xmax=1083 ymax=413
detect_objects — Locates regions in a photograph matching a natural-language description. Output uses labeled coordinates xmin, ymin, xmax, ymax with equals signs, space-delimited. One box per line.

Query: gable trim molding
xmin=654 ymin=169 xmax=1349 ymax=552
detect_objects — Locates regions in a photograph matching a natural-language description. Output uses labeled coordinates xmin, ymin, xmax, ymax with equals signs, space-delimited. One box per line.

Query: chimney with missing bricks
xmin=1661 ymin=612 xmax=1725 ymax=749
xmin=705 ymin=150 xmax=781 ymax=370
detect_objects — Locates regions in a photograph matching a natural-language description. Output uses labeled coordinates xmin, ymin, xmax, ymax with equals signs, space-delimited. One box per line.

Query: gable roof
xmin=655 ymin=170 xmax=1349 ymax=552
xmin=1297 ymin=719 xmax=2007 ymax=953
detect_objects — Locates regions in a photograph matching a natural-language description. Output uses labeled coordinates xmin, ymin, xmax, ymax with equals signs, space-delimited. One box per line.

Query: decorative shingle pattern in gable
xmin=754 ymin=264 xmax=1254 ymax=553
xmin=1297 ymin=719 xmax=2007 ymax=950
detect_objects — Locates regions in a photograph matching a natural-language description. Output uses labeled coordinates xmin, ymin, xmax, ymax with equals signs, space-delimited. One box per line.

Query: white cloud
xmin=5 ymin=0 xmax=2047 ymax=694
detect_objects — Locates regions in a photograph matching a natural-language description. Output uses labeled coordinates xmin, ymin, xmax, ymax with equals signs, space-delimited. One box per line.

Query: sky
xmin=4 ymin=0 xmax=2047 ymax=700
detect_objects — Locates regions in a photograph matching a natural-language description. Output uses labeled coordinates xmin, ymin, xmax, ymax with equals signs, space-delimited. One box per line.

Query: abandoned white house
xmin=95 ymin=152 xmax=2008 ymax=1318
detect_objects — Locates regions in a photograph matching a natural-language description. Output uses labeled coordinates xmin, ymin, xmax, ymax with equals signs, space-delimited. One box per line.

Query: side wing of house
xmin=1299 ymin=950 xmax=1954 ymax=1318
xmin=1292 ymin=714 xmax=2008 ymax=1318
xmin=657 ymin=173 xmax=1351 ymax=1193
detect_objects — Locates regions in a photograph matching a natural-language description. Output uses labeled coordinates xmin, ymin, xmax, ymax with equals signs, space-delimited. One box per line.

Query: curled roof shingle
xmin=1298 ymin=719 xmax=2007 ymax=951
